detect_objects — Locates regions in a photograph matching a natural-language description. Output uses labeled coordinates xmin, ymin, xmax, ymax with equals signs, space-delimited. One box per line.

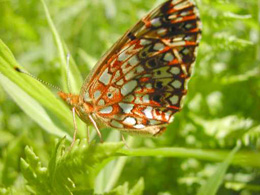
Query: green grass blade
xmin=40 ymin=0 xmax=83 ymax=93
xmin=104 ymin=157 xmax=128 ymax=192
xmin=197 ymin=143 xmax=241 ymax=195
xmin=104 ymin=136 xmax=135 ymax=192
xmin=0 ymin=74 xmax=72 ymax=140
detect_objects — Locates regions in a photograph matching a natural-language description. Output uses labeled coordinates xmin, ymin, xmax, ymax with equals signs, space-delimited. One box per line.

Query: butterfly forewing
xmin=80 ymin=0 xmax=201 ymax=136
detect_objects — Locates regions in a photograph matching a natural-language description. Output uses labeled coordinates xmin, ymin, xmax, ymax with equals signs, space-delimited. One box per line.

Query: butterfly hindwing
xmin=80 ymin=0 xmax=201 ymax=136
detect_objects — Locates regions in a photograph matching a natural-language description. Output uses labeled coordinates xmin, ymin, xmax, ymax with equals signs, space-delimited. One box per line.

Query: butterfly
xmin=58 ymin=0 xmax=202 ymax=140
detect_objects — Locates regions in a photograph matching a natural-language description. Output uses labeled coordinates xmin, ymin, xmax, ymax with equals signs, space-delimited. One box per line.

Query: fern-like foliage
xmin=104 ymin=178 xmax=144 ymax=195
xmin=21 ymin=138 xmax=124 ymax=194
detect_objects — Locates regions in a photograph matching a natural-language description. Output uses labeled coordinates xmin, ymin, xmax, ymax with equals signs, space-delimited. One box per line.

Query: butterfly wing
xmin=80 ymin=0 xmax=202 ymax=136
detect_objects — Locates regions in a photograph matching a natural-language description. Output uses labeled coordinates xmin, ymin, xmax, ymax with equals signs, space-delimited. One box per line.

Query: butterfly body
xmin=59 ymin=0 xmax=202 ymax=137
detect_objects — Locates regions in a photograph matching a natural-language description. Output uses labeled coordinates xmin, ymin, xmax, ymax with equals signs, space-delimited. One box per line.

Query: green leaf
xmin=197 ymin=143 xmax=241 ymax=195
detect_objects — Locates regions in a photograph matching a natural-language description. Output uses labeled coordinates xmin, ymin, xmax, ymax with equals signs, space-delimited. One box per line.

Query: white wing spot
xmin=129 ymin=55 xmax=139 ymax=66
xmin=136 ymin=65 xmax=145 ymax=73
xmin=99 ymin=68 xmax=112 ymax=85
xmin=154 ymin=43 xmax=165 ymax=51
xmin=98 ymin=99 xmax=105 ymax=106
xmin=99 ymin=106 xmax=113 ymax=114
xmin=184 ymin=35 xmax=193 ymax=41
xmin=143 ymin=106 xmax=153 ymax=119
xmin=135 ymin=97 xmax=142 ymax=104
xmin=94 ymin=90 xmax=101 ymax=99
xmin=157 ymin=28 xmax=167 ymax=36
xmin=172 ymin=41 xmax=186 ymax=47
xmin=119 ymin=103 xmax=134 ymax=114
xmin=170 ymin=95 xmax=179 ymax=105
xmin=175 ymin=17 xmax=183 ymax=22
xmin=134 ymin=124 xmax=145 ymax=129
xmin=142 ymin=94 xmax=150 ymax=103
xmin=182 ymin=48 xmax=190 ymax=55
xmin=121 ymin=62 xmax=131 ymax=74
xmin=173 ymin=37 xmax=183 ymax=42
xmin=140 ymin=39 xmax=151 ymax=46
xmin=185 ymin=23 xmax=193 ymax=30
xmin=84 ymin=92 xmax=91 ymax=102
xmin=165 ymin=110 xmax=172 ymax=121
xmin=118 ymin=51 xmax=130 ymax=61
xmin=125 ymin=71 xmax=135 ymax=81
xmin=123 ymin=117 xmax=136 ymax=126
xmin=125 ymin=66 xmax=144 ymax=81
xmin=116 ymin=79 xmax=124 ymax=86
xmin=127 ymin=43 xmax=136 ymax=52
xmin=112 ymin=70 xmax=121 ymax=82
xmin=121 ymin=80 xmax=138 ymax=96
xmin=171 ymin=80 xmax=182 ymax=88
xmin=181 ymin=11 xmax=190 ymax=16
xmin=164 ymin=53 xmax=174 ymax=62
xmin=111 ymin=120 xmax=124 ymax=128
xmin=149 ymin=120 xmax=161 ymax=125
xmin=170 ymin=67 xmax=180 ymax=75
xmin=174 ymin=0 xmax=189 ymax=9
xmin=151 ymin=18 xmax=161 ymax=27
xmin=145 ymin=83 xmax=152 ymax=89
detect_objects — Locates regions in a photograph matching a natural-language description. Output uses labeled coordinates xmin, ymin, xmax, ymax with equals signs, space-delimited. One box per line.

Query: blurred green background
xmin=0 ymin=0 xmax=259 ymax=194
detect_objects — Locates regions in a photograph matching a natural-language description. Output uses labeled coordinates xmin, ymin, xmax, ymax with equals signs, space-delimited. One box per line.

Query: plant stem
xmin=104 ymin=136 xmax=135 ymax=192
xmin=117 ymin=147 xmax=260 ymax=168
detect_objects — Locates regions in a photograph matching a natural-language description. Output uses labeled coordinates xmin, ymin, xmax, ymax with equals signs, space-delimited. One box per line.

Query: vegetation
xmin=0 ymin=0 xmax=259 ymax=194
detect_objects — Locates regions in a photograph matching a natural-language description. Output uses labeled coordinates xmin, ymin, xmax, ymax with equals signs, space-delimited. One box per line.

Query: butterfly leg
xmin=88 ymin=114 xmax=103 ymax=143
xmin=121 ymin=133 xmax=129 ymax=149
xmin=71 ymin=107 xmax=78 ymax=147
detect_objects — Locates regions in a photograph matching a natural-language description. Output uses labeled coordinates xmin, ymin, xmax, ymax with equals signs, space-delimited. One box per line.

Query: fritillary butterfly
xmin=58 ymin=0 xmax=202 ymax=138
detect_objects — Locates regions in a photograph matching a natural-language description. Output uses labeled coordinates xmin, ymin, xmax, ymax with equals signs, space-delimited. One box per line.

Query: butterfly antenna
xmin=14 ymin=66 xmax=62 ymax=92
xmin=66 ymin=53 xmax=72 ymax=93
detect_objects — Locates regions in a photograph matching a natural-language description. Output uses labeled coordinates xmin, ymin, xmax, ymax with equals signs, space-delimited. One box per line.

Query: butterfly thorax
xmin=58 ymin=91 xmax=94 ymax=124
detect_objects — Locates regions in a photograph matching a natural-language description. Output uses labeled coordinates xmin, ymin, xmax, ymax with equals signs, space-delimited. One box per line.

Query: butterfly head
xmin=58 ymin=91 xmax=80 ymax=108
xmin=58 ymin=91 xmax=94 ymax=122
